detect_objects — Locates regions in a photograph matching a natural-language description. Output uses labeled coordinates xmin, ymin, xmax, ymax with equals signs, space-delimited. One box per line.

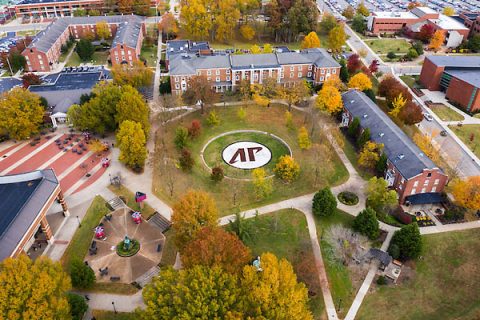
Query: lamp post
xmin=76 ymin=215 xmax=81 ymax=228
xmin=112 ymin=301 xmax=117 ymax=314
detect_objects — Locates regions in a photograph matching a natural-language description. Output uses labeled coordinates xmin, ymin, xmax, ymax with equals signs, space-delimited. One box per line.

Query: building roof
xmin=0 ymin=169 xmax=59 ymax=261
xmin=230 ymin=53 xmax=279 ymax=69
xmin=17 ymin=0 xmax=98 ymax=4
xmin=446 ymin=69 xmax=480 ymax=88
xmin=427 ymin=55 xmax=480 ymax=68
xmin=0 ymin=77 xmax=21 ymax=94
xmin=342 ymin=90 xmax=439 ymax=179
xmin=28 ymin=15 xmax=144 ymax=53
xmin=411 ymin=6 xmax=437 ymax=17
xmin=166 ymin=40 xmax=210 ymax=61
xmin=429 ymin=14 xmax=469 ymax=31
xmin=405 ymin=192 xmax=445 ymax=205
xmin=373 ymin=11 xmax=418 ymax=19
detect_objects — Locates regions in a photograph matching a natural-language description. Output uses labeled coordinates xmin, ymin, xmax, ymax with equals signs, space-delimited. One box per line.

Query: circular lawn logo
xmin=222 ymin=141 xmax=272 ymax=169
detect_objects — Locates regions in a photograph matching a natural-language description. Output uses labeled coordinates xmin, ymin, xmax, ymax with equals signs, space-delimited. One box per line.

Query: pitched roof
xmin=230 ymin=53 xmax=279 ymax=69
xmin=0 ymin=169 xmax=59 ymax=260
xmin=28 ymin=15 xmax=144 ymax=53
xmin=342 ymin=90 xmax=439 ymax=179
xmin=367 ymin=248 xmax=392 ymax=266
xmin=0 ymin=77 xmax=22 ymax=94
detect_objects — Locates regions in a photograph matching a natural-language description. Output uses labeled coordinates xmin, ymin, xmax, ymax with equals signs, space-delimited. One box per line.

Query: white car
xmin=423 ymin=113 xmax=433 ymax=121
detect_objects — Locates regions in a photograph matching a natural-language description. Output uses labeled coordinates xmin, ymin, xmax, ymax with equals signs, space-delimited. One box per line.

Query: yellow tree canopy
xmin=95 ymin=20 xmax=111 ymax=39
xmin=240 ymin=24 xmax=255 ymax=40
xmin=358 ymin=141 xmax=384 ymax=168
xmin=328 ymin=26 xmax=346 ymax=53
xmin=111 ymin=61 xmax=153 ymax=88
xmin=428 ymin=30 xmax=445 ymax=51
xmin=443 ymin=6 xmax=455 ymax=16
xmin=412 ymin=132 xmax=439 ymax=162
xmin=116 ymin=120 xmax=147 ymax=168
xmin=301 ymin=31 xmax=321 ymax=49
xmin=315 ymin=85 xmax=343 ymax=114
xmin=451 ymin=176 xmax=480 ymax=210
xmin=274 ymin=155 xmax=300 ymax=183
xmin=389 ymin=93 xmax=407 ymax=118
xmin=348 ymin=72 xmax=373 ymax=91
xmin=297 ymin=126 xmax=312 ymax=150
xmin=250 ymin=44 xmax=262 ymax=54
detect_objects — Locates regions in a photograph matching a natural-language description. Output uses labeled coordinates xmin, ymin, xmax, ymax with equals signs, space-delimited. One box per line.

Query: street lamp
xmin=76 ymin=215 xmax=81 ymax=228
xmin=112 ymin=301 xmax=117 ymax=314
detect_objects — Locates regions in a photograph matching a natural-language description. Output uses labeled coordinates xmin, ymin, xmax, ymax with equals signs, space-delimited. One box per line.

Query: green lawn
xmin=107 ymin=185 xmax=156 ymax=219
xmin=474 ymin=113 xmax=480 ymax=119
xmin=357 ymin=229 xmax=480 ymax=320
xmin=203 ymin=131 xmax=290 ymax=179
xmin=243 ymin=209 xmax=326 ymax=319
xmin=429 ymin=104 xmax=464 ymax=122
xmin=313 ymin=210 xmax=356 ymax=319
xmin=140 ymin=45 xmax=158 ymax=67
xmin=341 ymin=134 xmax=374 ymax=181
xmin=60 ymin=196 xmax=138 ymax=295
xmin=153 ymin=104 xmax=349 ymax=216
xmin=449 ymin=124 xmax=480 ymax=158
xmin=91 ymin=310 xmax=138 ymax=320
xmin=399 ymin=75 xmax=419 ymax=89
xmin=59 ymin=45 xmax=75 ymax=63
xmin=159 ymin=228 xmax=177 ymax=267
xmin=66 ymin=51 xmax=109 ymax=66
xmin=364 ymin=39 xmax=411 ymax=55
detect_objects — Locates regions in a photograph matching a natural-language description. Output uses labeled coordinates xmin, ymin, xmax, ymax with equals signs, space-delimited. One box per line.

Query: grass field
xmin=203 ymin=131 xmax=291 ymax=179
xmin=107 ymin=185 xmax=156 ymax=219
xmin=66 ymin=51 xmax=109 ymax=66
xmin=341 ymin=134 xmax=374 ymax=181
xmin=314 ymin=210 xmax=357 ymax=319
xmin=243 ymin=209 xmax=326 ymax=319
xmin=60 ymin=196 xmax=138 ymax=295
xmin=399 ymin=75 xmax=420 ymax=89
xmin=153 ymin=104 xmax=349 ymax=216
xmin=449 ymin=124 xmax=480 ymax=158
xmin=159 ymin=228 xmax=177 ymax=267
xmin=357 ymin=229 xmax=480 ymax=320
xmin=140 ymin=45 xmax=158 ymax=67
xmin=365 ymin=39 xmax=411 ymax=55
xmin=430 ymin=104 xmax=464 ymax=122
xmin=91 ymin=310 xmax=137 ymax=320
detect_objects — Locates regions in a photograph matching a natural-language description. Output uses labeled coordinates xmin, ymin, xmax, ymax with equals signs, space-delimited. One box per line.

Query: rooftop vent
xmin=379 ymin=132 xmax=385 ymax=137
xmin=363 ymin=114 xmax=368 ymax=118
xmin=398 ymin=154 xmax=405 ymax=160
xmin=350 ymin=100 xmax=355 ymax=104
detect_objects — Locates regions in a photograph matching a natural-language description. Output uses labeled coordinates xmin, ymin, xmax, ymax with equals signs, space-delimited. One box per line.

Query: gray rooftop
xmin=0 ymin=77 xmax=22 ymax=94
xmin=427 ymin=55 xmax=480 ymax=68
xmin=445 ymin=69 xmax=480 ymax=88
xmin=28 ymin=15 xmax=144 ymax=53
xmin=0 ymin=169 xmax=59 ymax=261
xmin=230 ymin=53 xmax=279 ymax=69
xmin=342 ymin=90 xmax=439 ymax=179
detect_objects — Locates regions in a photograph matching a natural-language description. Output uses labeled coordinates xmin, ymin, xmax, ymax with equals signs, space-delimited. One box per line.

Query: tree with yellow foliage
xmin=348 ymin=72 xmax=373 ymax=91
xmin=356 ymin=0 xmax=370 ymax=17
xmin=263 ymin=43 xmax=273 ymax=53
xmin=298 ymin=126 xmax=312 ymax=150
xmin=158 ymin=12 xmax=179 ymax=36
xmin=316 ymin=85 xmax=343 ymax=114
xmin=180 ymin=0 xmax=212 ymax=39
xmin=389 ymin=93 xmax=407 ymax=118
xmin=443 ymin=6 xmax=455 ymax=16
xmin=322 ymin=77 xmax=345 ymax=90
xmin=301 ymin=31 xmax=321 ymax=49
xmin=252 ymin=168 xmax=273 ymax=198
xmin=450 ymin=176 xmax=480 ymax=210
xmin=172 ymin=190 xmax=219 ymax=250
xmin=358 ymin=141 xmax=384 ymax=169
xmin=0 ymin=256 xmax=71 ymax=320
xmin=111 ymin=61 xmax=153 ymax=88
xmin=413 ymin=132 xmax=439 ymax=162
xmin=250 ymin=44 xmax=262 ymax=54
xmin=241 ymin=253 xmax=313 ymax=320
xmin=213 ymin=0 xmax=240 ymax=42
xmin=240 ymin=24 xmax=255 ymax=40
xmin=274 ymin=155 xmax=300 ymax=183
xmin=253 ymin=93 xmax=270 ymax=107
xmin=428 ymin=30 xmax=445 ymax=52
xmin=95 ymin=21 xmax=111 ymax=40
xmin=279 ymin=80 xmax=310 ymax=111
xmin=328 ymin=26 xmax=347 ymax=53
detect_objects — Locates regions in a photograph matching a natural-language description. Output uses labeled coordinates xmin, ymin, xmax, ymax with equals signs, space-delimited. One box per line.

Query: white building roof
xmin=373 ymin=11 xmax=418 ymax=19
xmin=430 ymin=14 xmax=469 ymax=31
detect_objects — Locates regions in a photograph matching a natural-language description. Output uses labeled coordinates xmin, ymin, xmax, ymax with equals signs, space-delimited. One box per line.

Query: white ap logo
xmin=222 ymin=141 xmax=272 ymax=169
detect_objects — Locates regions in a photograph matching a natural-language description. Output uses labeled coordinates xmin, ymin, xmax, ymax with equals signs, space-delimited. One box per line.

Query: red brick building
xmin=168 ymin=46 xmax=340 ymax=95
xmin=457 ymin=12 xmax=480 ymax=36
xmin=22 ymin=15 xmax=145 ymax=72
xmin=341 ymin=90 xmax=448 ymax=205
xmin=368 ymin=7 xmax=469 ymax=46
xmin=420 ymin=55 xmax=480 ymax=113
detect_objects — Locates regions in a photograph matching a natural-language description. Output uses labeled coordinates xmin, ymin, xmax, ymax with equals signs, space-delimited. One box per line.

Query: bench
xmin=110 ymin=276 xmax=120 ymax=281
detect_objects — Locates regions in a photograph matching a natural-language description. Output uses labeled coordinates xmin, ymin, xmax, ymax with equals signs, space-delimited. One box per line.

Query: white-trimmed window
xmin=281 ymin=73 xmax=284 ymax=78
xmin=434 ymin=179 xmax=439 ymax=185
xmin=411 ymin=188 xmax=417 ymax=195
xmin=432 ymin=186 xmax=437 ymax=192
xmin=298 ymin=72 xmax=302 ymax=77
xmin=290 ymin=72 xmax=294 ymax=78
xmin=207 ymin=77 xmax=211 ymax=81
xmin=424 ymin=180 xmax=430 ymax=186
xmin=332 ymin=69 xmax=337 ymax=74
xmin=307 ymin=72 xmax=312 ymax=77
xmin=254 ymin=74 xmax=258 ymax=80
xmin=320 ymin=76 xmax=324 ymax=81
xmin=175 ymin=84 xmax=180 ymax=89
xmin=216 ymin=77 xmax=220 ymax=82
xmin=235 ymin=75 xmax=240 ymax=80
xmin=207 ymin=70 xmax=212 ymax=75
xmin=197 ymin=71 xmax=201 ymax=76
xmin=298 ymin=66 xmax=301 ymax=71
xmin=321 ymin=69 xmax=325 ymax=74
xmin=226 ymin=69 xmax=230 ymax=74
xmin=421 ymin=187 xmax=426 ymax=193
xmin=413 ymin=181 xmax=418 ymax=187
xmin=216 ymin=70 xmax=220 ymax=75
xmin=308 ymin=65 xmax=312 ymax=70
xmin=226 ymin=76 xmax=230 ymax=81
xmin=327 ymin=69 xmax=331 ymax=74
xmin=290 ymin=66 xmax=294 ymax=71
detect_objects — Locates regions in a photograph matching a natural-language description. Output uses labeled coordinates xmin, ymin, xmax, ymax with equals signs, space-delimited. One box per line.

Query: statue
xmin=253 ymin=256 xmax=263 ymax=272
xmin=123 ymin=236 xmax=131 ymax=251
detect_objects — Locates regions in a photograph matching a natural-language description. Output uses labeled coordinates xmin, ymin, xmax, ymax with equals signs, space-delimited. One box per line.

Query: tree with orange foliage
xmin=451 ymin=176 xmax=480 ymax=210
xmin=181 ymin=227 xmax=251 ymax=274
xmin=159 ymin=12 xmax=178 ymax=38
xmin=429 ymin=30 xmax=445 ymax=52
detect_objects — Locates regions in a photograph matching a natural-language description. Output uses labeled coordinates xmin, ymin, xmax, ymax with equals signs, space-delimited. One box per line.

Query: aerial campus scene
xmin=0 ymin=0 xmax=479 ymax=318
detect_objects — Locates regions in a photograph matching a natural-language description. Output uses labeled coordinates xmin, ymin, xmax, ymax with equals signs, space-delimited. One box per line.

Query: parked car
xmin=440 ymin=130 xmax=447 ymax=137
xmin=423 ymin=113 xmax=433 ymax=121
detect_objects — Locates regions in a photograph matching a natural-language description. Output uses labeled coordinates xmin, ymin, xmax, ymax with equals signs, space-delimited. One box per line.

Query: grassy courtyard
xmin=243 ymin=209 xmax=326 ymax=319
xmin=449 ymin=124 xmax=480 ymax=158
xmin=153 ymin=104 xmax=349 ymax=216
xmin=364 ymin=39 xmax=411 ymax=55
xmin=399 ymin=75 xmax=420 ymax=89
xmin=429 ymin=104 xmax=464 ymax=122
xmin=65 ymin=51 xmax=109 ymax=66
xmin=140 ymin=45 xmax=158 ymax=67
xmin=357 ymin=229 xmax=480 ymax=320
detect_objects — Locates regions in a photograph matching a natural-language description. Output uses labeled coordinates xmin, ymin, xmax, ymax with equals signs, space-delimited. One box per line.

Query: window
xmin=434 ymin=179 xmax=439 ymax=185
xmin=401 ymin=178 xmax=405 ymax=184
xmin=413 ymin=181 xmax=418 ymax=187
xmin=411 ymin=188 xmax=416 ymax=194
xmin=290 ymin=72 xmax=294 ymax=78
xmin=307 ymin=72 xmax=312 ymax=77
xmin=281 ymin=73 xmax=284 ymax=79
xmin=181 ymin=77 xmax=185 ymax=81
xmin=320 ymin=76 xmax=324 ymax=81
xmin=321 ymin=69 xmax=325 ymax=74
xmin=114 ymin=51 xmax=118 ymax=56
xmin=432 ymin=186 xmax=437 ymax=192
xmin=427 ymin=172 xmax=432 ymax=177
xmin=37 ymin=55 xmax=42 ymax=59
xmin=421 ymin=187 xmax=426 ymax=193
xmin=288 ymin=66 xmax=293 ymax=71
xmin=327 ymin=69 xmax=331 ymax=74
xmin=207 ymin=77 xmax=211 ymax=81
xmin=424 ymin=180 xmax=430 ymax=186
xmin=308 ymin=65 xmax=312 ymax=71
xmin=298 ymin=72 xmax=302 ymax=77
xmin=216 ymin=77 xmax=220 ymax=82
xmin=121 ymin=50 xmax=125 ymax=55
xmin=332 ymin=69 xmax=337 ymax=74
xmin=175 ymin=84 xmax=179 ymax=89
xmin=207 ymin=70 xmax=212 ymax=75
xmin=226 ymin=70 xmax=230 ymax=75
xmin=226 ymin=76 xmax=230 ymax=81
xmin=235 ymin=75 xmax=240 ymax=81
xmin=298 ymin=66 xmax=301 ymax=71
xmin=215 ymin=70 xmax=220 ymax=75
xmin=197 ymin=71 xmax=201 ymax=76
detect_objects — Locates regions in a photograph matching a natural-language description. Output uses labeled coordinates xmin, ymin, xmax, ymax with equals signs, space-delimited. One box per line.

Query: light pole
xmin=76 ymin=215 xmax=81 ymax=227
xmin=112 ymin=301 xmax=117 ymax=314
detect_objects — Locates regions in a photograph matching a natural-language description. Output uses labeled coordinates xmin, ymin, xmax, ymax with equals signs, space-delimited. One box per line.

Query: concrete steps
xmin=135 ymin=265 xmax=160 ymax=288
xmin=148 ymin=212 xmax=171 ymax=233
xmin=108 ymin=197 xmax=127 ymax=210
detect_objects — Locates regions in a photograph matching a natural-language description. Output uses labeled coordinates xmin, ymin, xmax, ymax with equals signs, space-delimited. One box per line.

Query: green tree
xmin=328 ymin=26 xmax=347 ymax=53
xmin=274 ymin=155 xmax=300 ymax=183
xmin=353 ymin=208 xmax=380 ymax=239
xmin=174 ymin=126 xmax=189 ymax=149
xmin=252 ymin=168 xmax=273 ymax=198
xmin=227 ymin=211 xmax=252 ymax=242
xmin=9 ymin=52 xmax=26 ymax=72
xmin=468 ymin=34 xmax=480 ymax=52
xmin=348 ymin=116 xmax=360 ymax=137
xmin=142 ymin=266 xmax=243 ymax=319
xmin=388 ymin=223 xmax=422 ymax=260
xmin=319 ymin=13 xmax=337 ymax=33
xmin=352 ymin=14 xmax=366 ymax=33
xmin=0 ymin=87 xmax=44 ymax=140
xmin=242 ymin=253 xmax=313 ymax=320
xmin=0 ymin=256 xmax=71 ymax=320
xmin=66 ymin=293 xmax=88 ymax=320
xmin=297 ymin=126 xmax=312 ymax=150
xmin=182 ymin=227 xmax=251 ymax=274
xmin=339 ymin=59 xmax=349 ymax=82
xmin=367 ymin=176 xmax=398 ymax=214
xmin=76 ymin=39 xmax=94 ymax=61
xmin=172 ymin=190 xmax=219 ymax=250
xmin=312 ymin=187 xmax=337 ymax=216
xmin=70 ymin=259 xmax=95 ymax=289
xmin=375 ymin=152 xmax=388 ymax=175
xmin=357 ymin=127 xmax=370 ymax=147
xmin=115 ymin=85 xmax=150 ymax=134
xmin=206 ymin=110 xmax=220 ymax=125
xmin=116 ymin=120 xmax=147 ymax=169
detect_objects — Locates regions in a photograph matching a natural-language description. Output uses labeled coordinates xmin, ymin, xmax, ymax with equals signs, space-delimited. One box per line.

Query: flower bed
xmin=337 ymin=191 xmax=359 ymax=206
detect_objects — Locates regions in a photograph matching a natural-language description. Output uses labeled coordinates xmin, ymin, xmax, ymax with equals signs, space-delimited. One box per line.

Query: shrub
xmin=338 ymin=191 xmax=359 ymax=205
xmin=174 ymin=126 xmax=189 ymax=149
xmin=376 ymin=275 xmax=387 ymax=285
xmin=70 ymin=259 xmax=95 ymax=289
xmin=312 ymin=187 xmax=337 ymax=216
xmin=443 ymin=205 xmax=465 ymax=222
xmin=274 ymin=155 xmax=300 ymax=183
xmin=353 ymin=208 xmax=380 ymax=240
xmin=388 ymin=243 xmax=400 ymax=260
xmin=67 ymin=293 xmax=88 ymax=320
xmin=188 ymin=119 xmax=201 ymax=138
xmin=412 ymin=41 xmax=424 ymax=55
xmin=179 ymin=148 xmax=194 ymax=171
xmin=387 ymin=51 xmax=396 ymax=59
xmin=388 ymin=223 xmax=422 ymax=260
xmin=406 ymin=48 xmax=419 ymax=60
xmin=211 ymin=166 xmax=224 ymax=182
xmin=206 ymin=111 xmax=220 ymax=126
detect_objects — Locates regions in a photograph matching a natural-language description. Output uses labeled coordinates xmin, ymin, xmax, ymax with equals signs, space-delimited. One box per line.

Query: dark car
xmin=440 ymin=130 xmax=447 ymax=137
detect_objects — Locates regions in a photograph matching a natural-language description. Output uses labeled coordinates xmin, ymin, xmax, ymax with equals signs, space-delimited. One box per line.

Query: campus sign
xmin=222 ymin=141 xmax=272 ymax=169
